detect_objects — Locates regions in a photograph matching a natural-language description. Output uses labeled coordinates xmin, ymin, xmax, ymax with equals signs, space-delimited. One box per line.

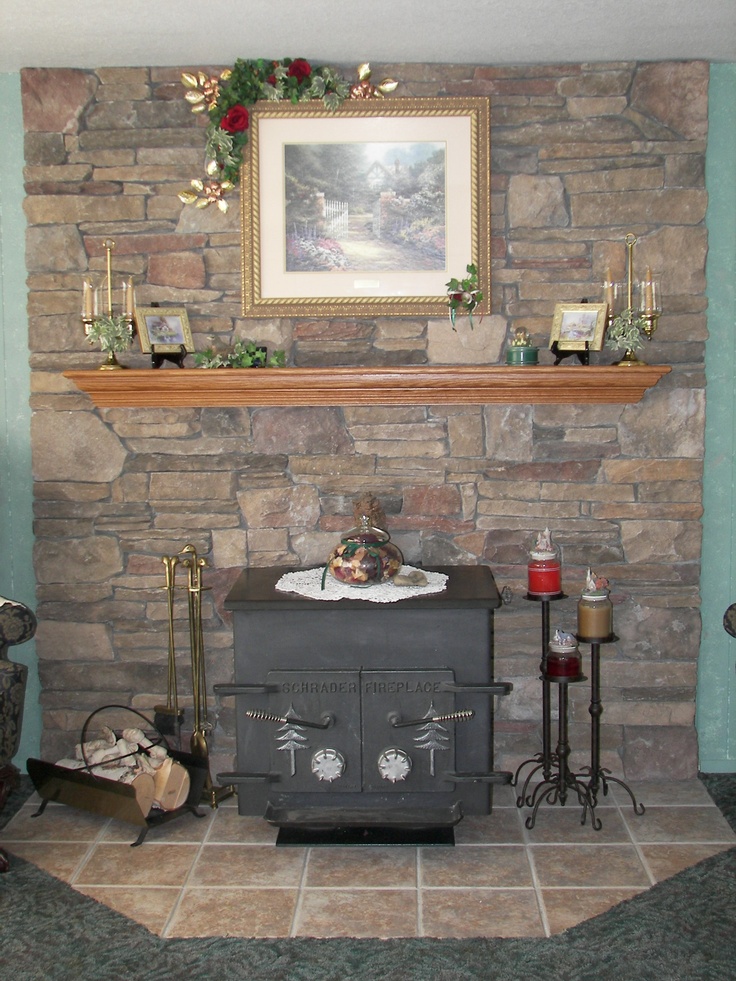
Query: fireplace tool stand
xmin=166 ymin=544 xmax=234 ymax=808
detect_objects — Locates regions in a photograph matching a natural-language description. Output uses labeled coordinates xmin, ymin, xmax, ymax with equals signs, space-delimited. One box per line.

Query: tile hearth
xmin=4 ymin=779 xmax=734 ymax=939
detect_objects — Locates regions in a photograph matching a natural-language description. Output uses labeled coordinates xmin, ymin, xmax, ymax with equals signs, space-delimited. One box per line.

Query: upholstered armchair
xmin=0 ymin=595 xmax=36 ymax=809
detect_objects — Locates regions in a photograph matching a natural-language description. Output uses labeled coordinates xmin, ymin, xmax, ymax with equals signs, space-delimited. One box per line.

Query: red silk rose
xmin=287 ymin=59 xmax=312 ymax=83
xmin=221 ymin=105 xmax=249 ymax=134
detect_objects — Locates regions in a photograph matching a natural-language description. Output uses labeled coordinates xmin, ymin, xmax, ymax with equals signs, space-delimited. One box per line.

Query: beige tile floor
xmin=4 ymin=779 xmax=734 ymax=940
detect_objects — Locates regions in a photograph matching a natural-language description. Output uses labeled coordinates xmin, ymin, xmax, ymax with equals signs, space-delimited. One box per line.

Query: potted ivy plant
xmin=605 ymin=308 xmax=649 ymax=366
xmin=85 ymin=314 xmax=134 ymax=370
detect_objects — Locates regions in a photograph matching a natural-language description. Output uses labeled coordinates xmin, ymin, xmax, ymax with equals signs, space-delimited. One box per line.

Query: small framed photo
xmin=549 ymin=303 xmax=608 ymax=351
xmin=134 ymin=307 xmax=194 ymax=354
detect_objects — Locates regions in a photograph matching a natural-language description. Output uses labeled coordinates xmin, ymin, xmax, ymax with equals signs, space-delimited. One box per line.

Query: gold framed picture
xmin=549 ymin=303 xmax=608 ymax=351
xmin=241 ymin=96 xmax=491 ymax=319
xmin=134 ymin=307 xmax=194 ymax=354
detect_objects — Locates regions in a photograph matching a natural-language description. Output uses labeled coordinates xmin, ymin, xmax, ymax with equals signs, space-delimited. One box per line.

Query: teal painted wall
xmin=698 ymin=63 xmax=736 ymax=772
xmin=0 ymin=72 xmax=40 ymax=762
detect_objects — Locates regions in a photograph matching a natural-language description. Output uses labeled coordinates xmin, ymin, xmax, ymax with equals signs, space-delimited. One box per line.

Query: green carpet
xmin=1 ymin=775 xmax=734 ymax=981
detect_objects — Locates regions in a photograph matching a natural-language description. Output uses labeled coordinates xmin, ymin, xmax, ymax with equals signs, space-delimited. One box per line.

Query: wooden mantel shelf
xmin=64 ymin=364 xmax=671 ymax=408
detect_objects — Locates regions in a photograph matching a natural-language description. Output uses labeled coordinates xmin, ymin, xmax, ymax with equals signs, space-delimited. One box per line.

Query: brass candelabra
xmin=603 ymin=232 xmax=662 ymax=366
xmin=81 ymin=239 xmax=135 ymax=370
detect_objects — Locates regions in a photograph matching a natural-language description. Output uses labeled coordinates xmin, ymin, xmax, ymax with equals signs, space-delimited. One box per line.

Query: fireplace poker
xmin=181 ymin=545 xmax=209 ymax=758
xmin=153 ymin=555 xmax=184 ymax=739
xmin=179 ymin=544 xmax=234 ymax=807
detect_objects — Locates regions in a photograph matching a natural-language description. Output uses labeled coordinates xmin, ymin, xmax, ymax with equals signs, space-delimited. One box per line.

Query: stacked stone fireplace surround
xmin=22 ymin=60 xmax=708 ymax=783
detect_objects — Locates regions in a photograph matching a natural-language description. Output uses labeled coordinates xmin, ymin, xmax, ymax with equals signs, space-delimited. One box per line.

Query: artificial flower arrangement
xmin=85 ymin=314 xmax=134 ymax=354
xmin=445 ymin=264 xmax=483 ymax=329
xmin=179 ymin=60 xmax=396 ymax=210
xmin=605 ymin=308 xmax=648 ymax=355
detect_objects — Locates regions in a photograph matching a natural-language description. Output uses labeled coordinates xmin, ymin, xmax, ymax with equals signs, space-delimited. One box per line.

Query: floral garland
xmin=446 ymin=264 xmax=483 ymax=329
xmin=179 ymin=60 xmax=396 ymax=211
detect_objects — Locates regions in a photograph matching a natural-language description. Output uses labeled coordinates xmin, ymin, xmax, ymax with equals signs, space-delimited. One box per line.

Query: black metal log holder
xmin=513 ymin=597 xmax=645 ymax=829
xmin=26 ymin=706 xmax=209 ymax=846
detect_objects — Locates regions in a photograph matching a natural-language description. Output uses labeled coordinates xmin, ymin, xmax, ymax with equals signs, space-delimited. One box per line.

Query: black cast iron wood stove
xmin=216 ymin=565 xmax=512 ymax=844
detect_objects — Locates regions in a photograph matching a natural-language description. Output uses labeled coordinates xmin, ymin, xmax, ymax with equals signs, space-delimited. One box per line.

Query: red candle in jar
xmin=527 ymin=528 xmax=562 ymax=597
xmin=545 ymin=631 xmax=582 ymax=679
xmin=545 ymin=650 xmax=581 ymax=679
xmin=528 ymin=556 xmax=562 ymax=596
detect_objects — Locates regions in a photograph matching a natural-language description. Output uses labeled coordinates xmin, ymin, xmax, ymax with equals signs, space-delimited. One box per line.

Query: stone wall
xmin=22 ymin=60 xmax=708 ymax=779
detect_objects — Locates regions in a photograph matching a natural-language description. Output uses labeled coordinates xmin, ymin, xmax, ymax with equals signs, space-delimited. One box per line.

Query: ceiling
xmin=1 ymin=0 xmax=735 ymax=73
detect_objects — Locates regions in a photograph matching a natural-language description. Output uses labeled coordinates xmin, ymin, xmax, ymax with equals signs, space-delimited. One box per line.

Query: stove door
xmin=361 ymin=669 xmax=458 ymax=793
xmin=263 ymin=670 xmax=362 ymax=792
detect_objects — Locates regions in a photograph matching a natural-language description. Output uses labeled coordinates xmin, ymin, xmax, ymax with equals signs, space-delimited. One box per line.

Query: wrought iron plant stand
xmin=513 ymin=596 xmax=643 ymax=829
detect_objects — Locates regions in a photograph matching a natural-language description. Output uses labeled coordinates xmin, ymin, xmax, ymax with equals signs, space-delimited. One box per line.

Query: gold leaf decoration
xmin=349 ymin=63 xmax=398 ymax=100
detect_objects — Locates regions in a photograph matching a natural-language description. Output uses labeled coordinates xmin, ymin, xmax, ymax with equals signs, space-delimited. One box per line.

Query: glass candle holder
xmin=545 ymin=635 xmax=582 ymax=680
xmin=638 ymin=274 xmax=662 ymax=318
xmin=577 ymin=591 xmax=613 ymax=642
xmin=577 ymin=568 xmax=613 ymax=642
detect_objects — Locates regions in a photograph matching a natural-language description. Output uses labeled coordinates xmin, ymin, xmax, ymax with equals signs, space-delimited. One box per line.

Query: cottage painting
xmin=283 ymin=141 xmax=446 ymax=273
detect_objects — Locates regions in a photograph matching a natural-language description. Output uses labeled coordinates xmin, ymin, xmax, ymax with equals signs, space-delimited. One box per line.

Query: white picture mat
xmin=256 ymin=114 xmax=474 ymax=301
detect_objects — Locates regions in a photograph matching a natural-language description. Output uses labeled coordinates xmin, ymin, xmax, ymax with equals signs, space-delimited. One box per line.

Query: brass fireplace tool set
xmin=154 ymin=543 xmax=234 ymax=807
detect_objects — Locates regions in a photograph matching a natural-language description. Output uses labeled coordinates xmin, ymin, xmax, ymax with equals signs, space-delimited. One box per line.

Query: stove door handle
xmin=439 ymin=682 xmax=513 ymax=696
xmin=390 ymin=709 xmax=475 ymax=728
xmin=245 ymin=709 xmax=335 ymax=730
xmin=213 ymin=683 xmax=279 ymax=696
xmin=443 ymin=770 xmax=514 ymax=784
xmin=216 ymin=770 xmax=281 ymax=784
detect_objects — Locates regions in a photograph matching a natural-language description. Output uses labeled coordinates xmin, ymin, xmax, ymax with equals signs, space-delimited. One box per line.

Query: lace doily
xmin=275 ymin=565 xmax=448 ymax=603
